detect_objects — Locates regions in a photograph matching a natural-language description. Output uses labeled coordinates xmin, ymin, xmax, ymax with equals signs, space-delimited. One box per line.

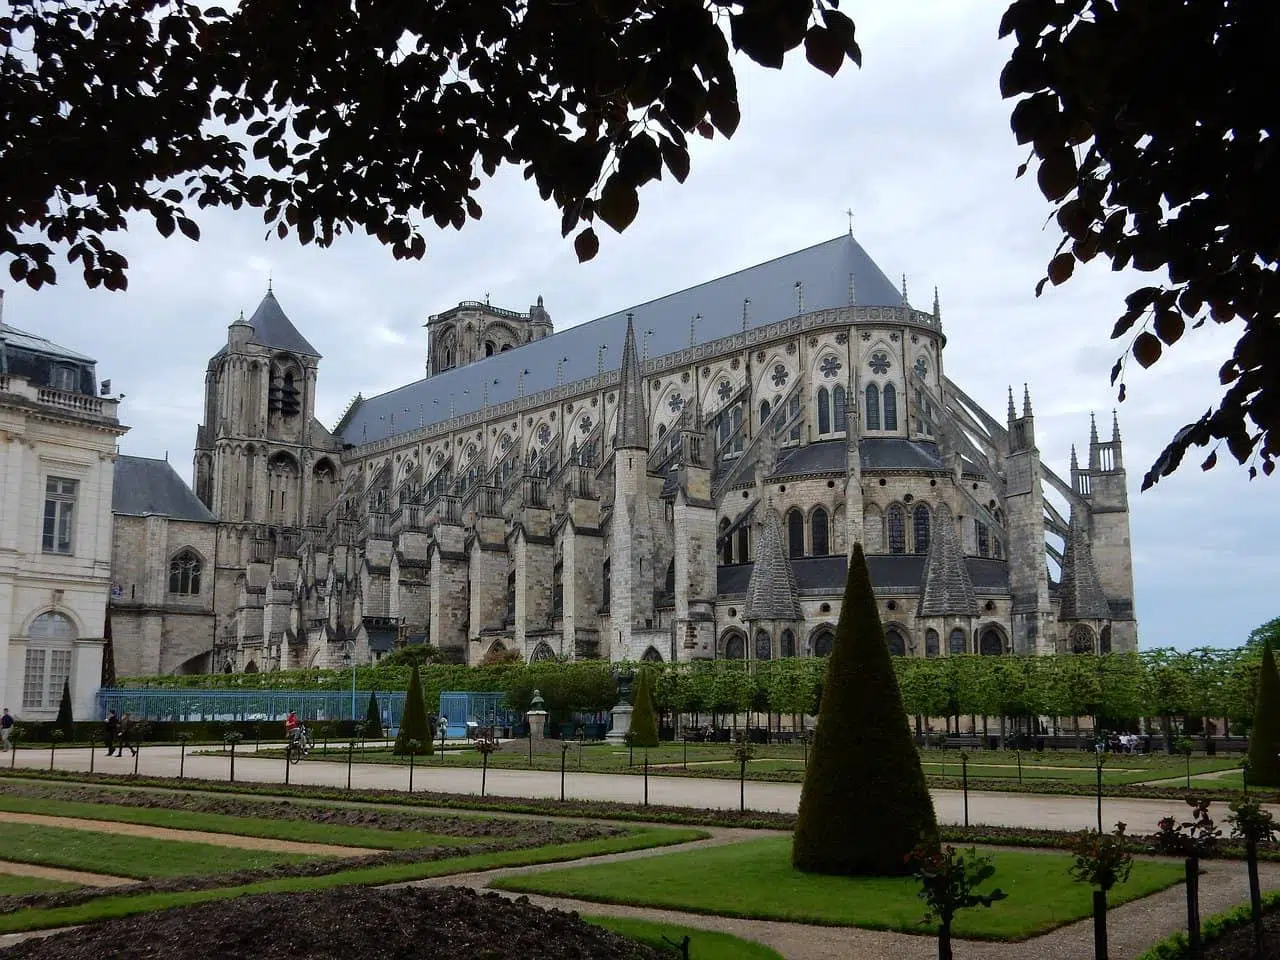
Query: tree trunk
xmin=937 ymin=918 xmax=953 ymax=960
xmin=1185 ymin=856 xmax=1202 ymax=959
xmin=1093 ymin=890 xmax=1109 ymax=960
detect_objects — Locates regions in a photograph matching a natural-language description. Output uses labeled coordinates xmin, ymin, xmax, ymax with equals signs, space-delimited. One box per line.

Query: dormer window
xmin=50 ymin=364 xmax=77 ymax=392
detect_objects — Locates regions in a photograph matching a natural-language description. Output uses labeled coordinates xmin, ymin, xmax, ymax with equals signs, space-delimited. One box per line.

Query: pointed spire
xmin=232 ymin=310 xmax=249 ymax=326
xmin=901 ymin=273 xmax=909 ymax=305
xmin=1070 ymin=444 xmax=1079 ymax=471
xmin=1058 ymin=508 xmax=1111 ymax=621
xmin=918 ymin=504 xmax=978 ymax=617
xmin=1022 ymin=383 xmax=1033 ymax=418
xmin=744 ymin=509 xmax=803 ymax=622
xmin=1007 ymin=386 xmax=1017 ymax=424
xmin=267 ymin=272 xmax=273 ymax=295
xmin=1089 ymin=412 xmax=1099 ymax=445
xmin=933 ymin=285 xmax=941 ymax=321
xmin=616 ymin=313 xmax=648 ymax=450
xmin=1111 ymin=409 xmax=1121 ymax=443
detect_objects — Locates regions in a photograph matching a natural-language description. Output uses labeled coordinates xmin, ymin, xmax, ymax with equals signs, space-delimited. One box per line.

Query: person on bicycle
xmin=285 ymin=711 xmax=302 ymax=746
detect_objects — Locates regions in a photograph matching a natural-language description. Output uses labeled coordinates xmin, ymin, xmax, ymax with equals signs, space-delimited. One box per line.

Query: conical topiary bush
xmin=55 ymin=679 xmax=74 ymax=740
xmin=1248 ymin=639 xmax=1280 ymax=786
xmin=394 ymin=664 xmax=433 ymax=755
xmin=365 ymin=691 xmax=383 ymax=739
xmin=630 ymin=668 xmax=659 ymax=748
xmin=793 ymin=542 xmax=937 ymax=875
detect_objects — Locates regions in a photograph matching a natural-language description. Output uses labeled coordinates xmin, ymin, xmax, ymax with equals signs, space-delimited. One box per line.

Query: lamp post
xmin=343 ymin=640 xmax=357 ymax=721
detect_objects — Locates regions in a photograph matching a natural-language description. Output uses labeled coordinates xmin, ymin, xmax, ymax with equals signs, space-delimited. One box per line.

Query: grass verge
xmin=0 ymin=874 xmax=78 ymax=897
xmin=495 ymin=837 xmax=1185 ymax=941
xmin=0 ymin=826 xmax=705 ymax=933
xmin=0 ymin=821 xmax=315 ymax=880
xmin=584 ymin=915 xmax=784 ymax=960
xmin=0 ymin=793 xmax=467 ymax=850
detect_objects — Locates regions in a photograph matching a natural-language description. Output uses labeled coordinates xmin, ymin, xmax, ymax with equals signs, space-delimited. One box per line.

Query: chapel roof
xmin=112 ymin=456 xmax=216 ymax=522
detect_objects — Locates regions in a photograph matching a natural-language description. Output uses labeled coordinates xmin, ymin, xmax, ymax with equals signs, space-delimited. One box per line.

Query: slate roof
xmin=918 ymin=505 xmax=978 ymax=617
xmin=769 ymin=441 xmax=847 ymax=479
xmin=743 ymin=509 xmax=803 ymax=621
xmin=212 ymin=291 xmax=321 ymax=360
xmin=859 ymin=438 xmax=950 ymax=472
xmin=1058 ymin=512 xmax=1111 ymax=620
xmin=0 ymin=322 xmax=95 ymax=364
xmin=367 ymin=627 xmax=398 ymax=654
xmin=113 ymin=456 xmax=216 ymax=522
xmin=340 ymin=234 xmax=903 ymax=446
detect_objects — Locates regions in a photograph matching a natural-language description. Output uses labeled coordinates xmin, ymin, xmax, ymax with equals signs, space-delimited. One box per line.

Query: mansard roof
xmin=0 ymin=322 xmax=95 ymax=364
xmin=743 ymin=509 xmax=803 ymax=621
xmin=340 ymin=233 xmax=902 ymax=446
xmin=113 ymin=456 xmax=216 ymax=522
xmin=1058 ymin=512 xmax=1111 ymax=620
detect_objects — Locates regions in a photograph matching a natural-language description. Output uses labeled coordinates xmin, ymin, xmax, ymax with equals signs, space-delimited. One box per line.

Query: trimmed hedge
xmin=629 ymin=669 xmax=659 ymax=749
xmin=1134 ymin=889 xmax=1280 ymax=959
xmin=793 ymin=543 xmax=936 ymax=875
xmin=1247 ymin=639 xmax=1280 ymax=786
xmin=394 ymin=664 xmax=433 ymax=756
xmin=11 ymin=719 xmax=366 ymax=745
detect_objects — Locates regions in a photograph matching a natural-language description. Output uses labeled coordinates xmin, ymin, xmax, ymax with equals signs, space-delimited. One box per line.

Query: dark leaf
xmin=597 ymin=176 xmax=639 ymax=234
xmin=574 ymin=227 xmax=599 ymax=263
xmin=1153 ymin=310 xmax=1185 ymax=346
xmin=1201 ymin=449 xmax=1217 ymax=471
xmin=1048 ymin=252 xmax=1074 ymax=285
xmin=804 ymin=25 xmax=845 ymax=77
xmin=1133 ymin=331 xmax=1162 ymax=368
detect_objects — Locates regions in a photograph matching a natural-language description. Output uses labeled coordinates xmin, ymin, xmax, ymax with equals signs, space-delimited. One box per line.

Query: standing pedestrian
xmin=120 ymin=712 xmax=137 ymax=757
xmin=104 ymin=710 xmax=119 ymax=756
xmin=0 ymin=708 xmax=13 ymax=752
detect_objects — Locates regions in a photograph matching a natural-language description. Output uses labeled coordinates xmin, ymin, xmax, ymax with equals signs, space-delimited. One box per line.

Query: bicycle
xmin=287 ymin=726 xmax=314 ymax=764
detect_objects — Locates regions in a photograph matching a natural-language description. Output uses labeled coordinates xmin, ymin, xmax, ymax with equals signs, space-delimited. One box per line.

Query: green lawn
xmin=585 ymin=915 xmax=784 ymax=960
xmin=0 ymin=793 xmax=469 ymax=850
xmin=0 ymin=826 xmax=706 ymax=933
xmin=0 ymin=874 xmax=78 ymax=896
xmin=495 ymin=837 xmax=1185 ymax=940
xmin=0 ymin=822 xmax=316 ymax=880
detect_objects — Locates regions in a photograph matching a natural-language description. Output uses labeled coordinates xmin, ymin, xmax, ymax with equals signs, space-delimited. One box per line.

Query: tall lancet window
xmin=865 ymin=384 xmax=881 ymax=430
xmin=912 ymin=504 xmax=931 ymax=555
xmin=887 ymin=505 xmax=906 ymax=554
xmin=833 ymin=384 xmax=847 ymax=432
xmin=883 ymin=383 xmax=898 ymax=431
xmin=817 ymin=387 xmax=832 ymax=435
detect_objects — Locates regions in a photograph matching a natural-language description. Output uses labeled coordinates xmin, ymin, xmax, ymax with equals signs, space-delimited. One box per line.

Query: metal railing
xmin=96 ymin=688 xmax=409 ymax=725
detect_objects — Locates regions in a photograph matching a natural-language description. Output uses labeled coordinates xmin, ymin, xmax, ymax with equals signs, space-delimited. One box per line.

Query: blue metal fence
xmin=437 ymin=691 xmax=520 ymax=738
xmin=96 ymin=688 xmax=409 ymax=730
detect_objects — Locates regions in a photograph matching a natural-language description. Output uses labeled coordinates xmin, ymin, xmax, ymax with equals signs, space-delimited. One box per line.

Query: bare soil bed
xmin=1205 ymin=910 xmax=1280 ymax=960
xmin=0 ymin=782 xmax=595 ymax=841
xmin=0 ymin=887 xmax=661 ymax=960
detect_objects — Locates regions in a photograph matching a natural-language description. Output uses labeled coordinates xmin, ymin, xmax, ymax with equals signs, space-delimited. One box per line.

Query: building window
xmin=485 ymin=340 xmax=496 ymax=357
xmin=811 ymin=507 xmax=829 ymax=556
xmin=817 ymin=387 xmax=831 ymax=435
xmin=788 ymin=509 xmax=805 ymax=558
xmin=813 ymin=629 xmax=835 ymax=657
xmin=719 ymin=518 xmax=733 ymax=565
xmin=788 ymin=394 xmax=802 ymax=442
xmin=755 ymin=630 xmax=772 ymax=661
xmin=506 ymin=571 xmax=517 ymax=623
xmin=759 ymin=399 xmax=771 ymax=423
xmin=1070 ymin=624 xmax=1094 ymax=654
xmin=833 ymin=384 xmax=847 ymax=432
xmin=42 ymin=477 xmax=78 ymax=555
xmin=913 ymin=504 xmax=931 ymax=555
xmin=602 ymin=559 xmax=610 ymax=610
xmin=883 ymin=383 xmax=898 ymax=431
xmin=552 ymin=561 xmax=564 ymax=616
xmin=865 ymin=384 xmax=881 ymax=431
xmin=976 ymin=521 xmax=990 ymax=558
xmin=168 ymin=550 xmax=203 ymax=595
xmin=949 ymin=627 xmax=967 ymax=655
xmin=50 ymin=365 xmax=78 ymax=392
xmin=981 ymin=628 xmax=1005 ymax=656
xmin=23 ymin=613 xmax=76 ymax=709
xmin=887 ymin=505 xmax=906 ymax=554
xmin=780 ymin=630 xmax=796 ymax=658
xmin=723 ymin=632 xmax=746 ymax=659
xmin=925 ymin=629 xmax=940 ymax=658
xmin=885 ymin=628 xmax=906 ymax=657
xmin=736 ymin=525 xmax=750 ymax=564
xmin=22 ymin=649 xmax=45 ymax=709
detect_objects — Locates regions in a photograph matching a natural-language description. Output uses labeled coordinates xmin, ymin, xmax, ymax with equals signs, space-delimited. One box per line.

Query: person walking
xmin=104 ymin=710 xmax=119 ymax=756
xmin=1 ymin=708 xmax=13 ymax=752
xmin=119 ymin=712 xmax=137 ymax=757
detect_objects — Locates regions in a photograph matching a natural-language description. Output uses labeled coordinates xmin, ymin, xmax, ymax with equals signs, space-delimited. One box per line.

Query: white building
xmin=0 ymin=315 xmax=126 ymax=721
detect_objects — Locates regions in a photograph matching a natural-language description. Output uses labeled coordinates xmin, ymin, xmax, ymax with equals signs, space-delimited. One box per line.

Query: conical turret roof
xmin=918 ymin=504 xmax=978 ymax=617
xmin=745 ymin=508 xmax=803 ymax=622
xmin=244 ymin=290 xmax=320 ymax=358
xmin=1058 ymin=509 xmax=1111 ymax=620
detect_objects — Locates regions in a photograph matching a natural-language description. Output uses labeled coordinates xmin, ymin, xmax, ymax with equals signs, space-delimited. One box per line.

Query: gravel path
xmin=0 ymin=811 xmax=377 ymax=857
xmin=0 ymin=861 xmax=132 ymax=889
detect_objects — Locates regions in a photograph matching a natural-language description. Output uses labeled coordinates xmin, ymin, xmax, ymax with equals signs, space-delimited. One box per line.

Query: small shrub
xmin=908 ymin=840 xmax=1006 ymax=960
xmin=1068 ymin=822 xmax=1134 ymax=893
xmin=629 ymin=669 xmax=659 ymax=748
xmin=394 ymin=664 xmax=433 ymax=756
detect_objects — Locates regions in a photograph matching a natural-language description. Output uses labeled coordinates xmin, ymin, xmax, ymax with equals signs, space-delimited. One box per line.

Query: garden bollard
xmin=89 ymin=739 xmax=95 ymax=774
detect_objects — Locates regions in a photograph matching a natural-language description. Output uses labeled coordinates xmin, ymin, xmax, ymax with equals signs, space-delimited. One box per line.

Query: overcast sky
xmin=5 ymin=1 xmax=1268 ymax=651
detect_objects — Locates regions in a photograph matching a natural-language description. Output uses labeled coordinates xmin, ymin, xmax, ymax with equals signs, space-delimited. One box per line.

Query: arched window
xmin=913 ymin=504 xmax=931 ymax=555
xmin=755 ymin=630 xmax=772 ymax=660
xmin=641 ymin=646 xmax=663 ymax=663
xmin=788 ymin=509 xmax=805 ymax=558
xmin=719 ymin=517 xmax=733 ymax=565
xmin=817 ymin=386 xmax=831 ymax=435
xmin=485 ymin=340 xmax=496 ymax=357
xmin=723 ymin=631 xmax=746 ymax=659
xmin=976 ymin=521 xmax=990 ymax=558
xmin=759 ymin=399 xmax=771 ymax=423
xmin=811 ymin=507 xmax=829 ymax=556
xmin=29 ymin=611 xmax=75 ymax=638
xmin=925 ymin=629 xmax=940 ymax=658
xmin=949 ymin=627 xmax=967 ymax=655
xmin=731 ymin=404 xmax=744 ymax=453
xmin=865 ymin=384 xmax=881 ymax=430
xmin=602 ymin=559 xmax=611 ymax=610
xmin=506 ymin=571 xmax=517 ymax=622
xmin=788 ymin=394 xmax=802 ymax=442
xmin=663 ymin=559 xmax=676 ymax=599
xmin=168 ymin=550 xmax=202 ymax=595
xmin=530 ymin=642 xmax=556 ymax=663
xmin=993 ymin=537 xmax=1004 ymax=560
xmin=1100 ymin=625 xmax=1113 ymax=654
xmin=780 ymin=630 xmax=796 ymax=658
xmin=981 ymin=628 xmax=1005 ymax=656
xmin=883 ymin=383 xmax=898 ymax=431
xmin=885 ymin=628 xmax=906 ymax=657
xmin=1070 ymin=624 xmax=1094 ymax=655
xmin=812 ymin=629 xmax=835 ymax=657
xmin=887 ymin=505 xmax=906 ymax=554
xmin=833 ymin=384 xmax=847 ymax=432
xmin=23 ymin=613 xmax=76 ymax=710
xmin=736 ymin=525 xmax=750 ymax=563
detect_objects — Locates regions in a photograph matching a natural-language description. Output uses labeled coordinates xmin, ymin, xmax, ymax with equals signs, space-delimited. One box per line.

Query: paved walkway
xmin=6 ymin=745 xmax=1273 ymax=835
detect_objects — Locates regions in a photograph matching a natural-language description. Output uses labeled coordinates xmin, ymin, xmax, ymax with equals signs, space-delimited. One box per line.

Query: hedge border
xmin=1133 ymin=890 xmax=1280 ymax=960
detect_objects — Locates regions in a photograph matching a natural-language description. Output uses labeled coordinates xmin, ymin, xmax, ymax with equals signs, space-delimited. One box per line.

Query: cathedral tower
xmin=425 ymin=296 xmax=553 ymax=376
xmin=1080 ymin=412 xmax=1137 ymax=651
xmin=1003 ymin=386 xmax=1053 ymax=654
